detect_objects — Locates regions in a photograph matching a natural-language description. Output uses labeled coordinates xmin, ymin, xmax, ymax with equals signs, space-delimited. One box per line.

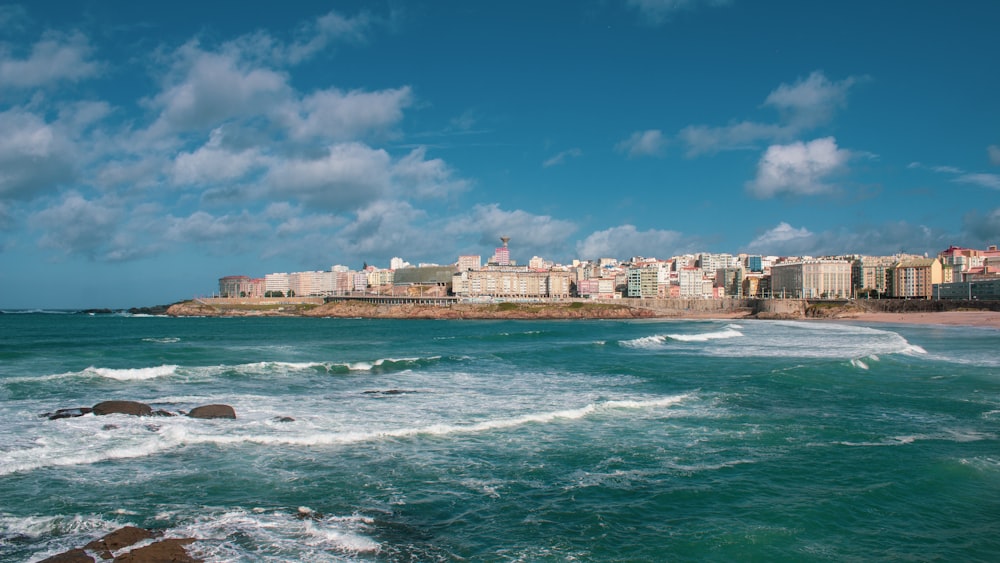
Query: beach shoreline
xmin=160 ymin=299 xmax=1000 ymax=328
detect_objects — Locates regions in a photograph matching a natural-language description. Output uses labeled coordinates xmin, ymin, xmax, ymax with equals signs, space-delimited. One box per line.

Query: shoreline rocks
xmin=37 ymin=526 xmax=200 ymax=563
xmin=44 ymin=402 xmax=237 ymax=421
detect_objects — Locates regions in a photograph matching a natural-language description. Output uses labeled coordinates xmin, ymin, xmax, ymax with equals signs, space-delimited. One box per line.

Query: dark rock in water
xmin=43 ymin=407 xmax=93 ymax=420
xmin=84 ymin=526 xmax=158 ymax=558
xmin=363 ymin=389 xmax=412 ymax=396
xmin=273 ymin=416 xmax=295 ymax=422
xmin=93 ymin=401 xmax=153 ymax=417
xmin=78 ymin=308 xmax=114 ymax=315
xmin=112 ymin=538 xmax=200 ymax=563
xmin=102 ymin=424 xmax=119 ymax=431
xmin=127 ymin=304 xmax=173 ymax=316
xmin=187 ymin=404 xmax=236 ymax=419
xmin=151 ymin=409 xmax=176 ymax=417
xmin=295 ymin=506 xmax=324 ymax=520
xmin=37 ymin=548 xmax=94 ymax=562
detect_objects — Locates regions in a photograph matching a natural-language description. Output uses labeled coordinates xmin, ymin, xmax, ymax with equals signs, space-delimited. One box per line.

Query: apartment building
xmin=770 ymin=260 xmax=852 ymax=298
xmin=889 ymin=258 xmax=943 ymax=299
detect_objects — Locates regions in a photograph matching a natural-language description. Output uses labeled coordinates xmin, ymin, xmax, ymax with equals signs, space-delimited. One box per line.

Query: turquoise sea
xmin=1 ymin=312 xmax=999 ymax=561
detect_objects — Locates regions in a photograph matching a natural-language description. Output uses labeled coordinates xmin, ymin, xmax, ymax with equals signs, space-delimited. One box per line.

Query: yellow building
xmin=889 ymin=258 xmax=943 ymax=299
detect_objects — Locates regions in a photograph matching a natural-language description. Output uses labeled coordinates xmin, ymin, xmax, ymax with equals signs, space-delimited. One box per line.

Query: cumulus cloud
xmin=576 ymin=224 xmax=683 ymax=260
xmin=616 ymin=130 xmax=665 ymax=158
xmin=145 ymin=44 xmax=290 ymax=137
xmin=746 ymin=137 xmax=849 ymax=198
xmin=171 ymin=128 xmax=263 ymax=185
xmin=163 ymin=210 xmax=270 ymax=246
xmin=392 ymin=146 xmax=468 ymax=198
xmin=679 ymin=71 xmax=862 ymax=156
xmin=0 ymin=31 xmax=102 ymax=89
xmin=627 ymin=0 xmax=731 ymax=24
xmin=543 ymin=148 xmax=582 ymax=168
xmin=266 ymin=142 xmax=392 ymax=209
xmin=445 ymin=204 xmax=577 ymax=258
xmin=964 ymin=208 xmax=1000 ymax=243
xmin=280 ymin=86 xmax=412 ymax=142
xmin=30 ymin=193 xmax=120 ymax=257
xmin=745 ymin=220 xmax=951 ymax=257
xmin=0 ymin=108 xmax=75 ymax=199
xmin=990 ymin=145 xmax=1000 ymax=166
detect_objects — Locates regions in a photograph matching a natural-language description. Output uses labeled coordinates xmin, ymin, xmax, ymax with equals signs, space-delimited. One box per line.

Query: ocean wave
xmin=85 ymin=365 xmax=180 ymax=381
xmin=172 ymin=508 xmax=380 ymax=560
xmin=141 ymin=337 xmax=180 ymax=343
xmin=0 ymin=393 xmax=694 ymax=476
xmin=619 ymin=327 xmax=743 ymax=348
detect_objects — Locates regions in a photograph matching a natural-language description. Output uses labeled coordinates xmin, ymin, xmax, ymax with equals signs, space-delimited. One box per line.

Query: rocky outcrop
xmin=92 ymin=401 xmax=153 ymax=417
xmin=111 ymin=538 xmax=199 ymax=562
xmin=37 ymin=526 xmax=200 ymax=563
xmin=45 ymin=403 xmax=235 ymax=420
xmin=42 ymin=407 xmax=93 ymax=420
xmin=187 ymin=404 xmax=236 ymax=419
xmin=84 ymin=526 xmax=156 ymax=559
xmin=37 ymin=548 xmax=94 ymax=563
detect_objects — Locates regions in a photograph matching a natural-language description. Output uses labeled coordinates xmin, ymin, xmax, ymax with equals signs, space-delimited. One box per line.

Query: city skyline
xmin=1 ymin=1 xmax=999 ymax=308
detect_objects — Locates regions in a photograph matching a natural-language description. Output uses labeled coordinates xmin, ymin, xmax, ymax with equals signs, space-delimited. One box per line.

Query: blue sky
xmin=1 ymin=0 xmax=998 ymax=308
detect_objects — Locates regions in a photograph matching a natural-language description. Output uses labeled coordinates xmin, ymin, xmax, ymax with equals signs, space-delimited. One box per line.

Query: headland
xmin=161 ymin=297 xmax=1000 ymax=328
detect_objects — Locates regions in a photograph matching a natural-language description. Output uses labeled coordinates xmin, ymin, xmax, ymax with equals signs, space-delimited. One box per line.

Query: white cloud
xmin=163 ymin=210 xmax=269 ymax=245
xmin=576 ymin=224 xmax=682 ymax=260
xmin=31 ymin=193 xmax=120 ymax=256
xmin=392 ymin=146 xmax=468 ymax=198
xmin=0 ymin=108 xmax=75 ymax=199
xmin=964 ymin=208 xmax=1000 ymax=242
xmin=679 ymin=71 xmax=862 ymax=156
xmin=744 ymin=220 xmax=951 ymax=257
xmin=445 ymin=204 xmax=577 ymax=257
xmin=746 ymin=222 xmax=814 ymax=253
xmin=627 ymin=0 xmax=731 ymax=24
xmin=616 ymin=130 xmax=665 ymax=158
xmin=954 ymin=173 xmax=1000 ymax=190
xmin=763 ymin=71 xmax=857 ymax=127
xmin=543 ymin=148 xmax=582 ymax=168
xmin=746 ymin=137 xmax=849 ymax=198
xmin=0 ymin=31 xmax=102 ymax=89
xmin=145 ymin=44 xmax=289 ymax=137
xmin=281 ymin=86 xmax=412 ymax=141
xmin=171 ymin=128 xmax=263 ymax=185
xmin=266 ymin=142 xmax=392 ymax=209
xmin=990 ymin=145 xmax=1000 ymax=166
xmin=285 ymin=10 xmax=377 ymax=64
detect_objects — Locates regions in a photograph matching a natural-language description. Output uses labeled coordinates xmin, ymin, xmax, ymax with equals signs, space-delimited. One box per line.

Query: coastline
xmin=160 ymin=299 xmax=1000 ymax=328
xmin=829 ymin=310 xmax=1000 ymax=329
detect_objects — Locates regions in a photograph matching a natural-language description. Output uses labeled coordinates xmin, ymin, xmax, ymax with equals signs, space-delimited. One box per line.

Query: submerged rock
xmin=112 ymin=538 xmax=200 ymax=562
xmin=187 ymin=404 xmax=236 ymax=419
xmin=84 ymin=526 xmax=157 ymax=557
xmin=92 ymin=401 xmax=153 ymax=417
xmin=37 ymin=548 xmax=94 ymax=562
xmin=273 ymin=416 xmax=295 ymax=423
xmin=43 ymin=407 xmax=93 ymax=420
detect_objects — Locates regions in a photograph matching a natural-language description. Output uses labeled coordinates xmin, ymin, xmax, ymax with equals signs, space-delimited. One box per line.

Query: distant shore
xmin=158 ymin=299 xmax=1000 ymax=328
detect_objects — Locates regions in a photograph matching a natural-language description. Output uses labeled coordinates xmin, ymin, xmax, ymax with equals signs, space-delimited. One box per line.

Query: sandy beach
xmin=836 ymin=310 xmax=1000 ymax=329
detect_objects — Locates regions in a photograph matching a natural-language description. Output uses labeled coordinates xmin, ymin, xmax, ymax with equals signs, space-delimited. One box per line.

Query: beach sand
xmin=835 ymin=310 xmax=1000 ymax=329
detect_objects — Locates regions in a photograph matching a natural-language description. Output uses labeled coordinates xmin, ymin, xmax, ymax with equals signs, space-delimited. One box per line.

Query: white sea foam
xmin=0 ymin=394 xmax=694 ymax=475
xmin=171 ymin=509 xmax=380 ymax=561
xmin=666 ymin=328 xmax=743 ymax=342
xmin=850 ymin=359 xmax=869 ymax=370
xmin=142 ymin=337 xmax=180 ymax=343
xmin=85 ymin=365 xmax=179 ymax=381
